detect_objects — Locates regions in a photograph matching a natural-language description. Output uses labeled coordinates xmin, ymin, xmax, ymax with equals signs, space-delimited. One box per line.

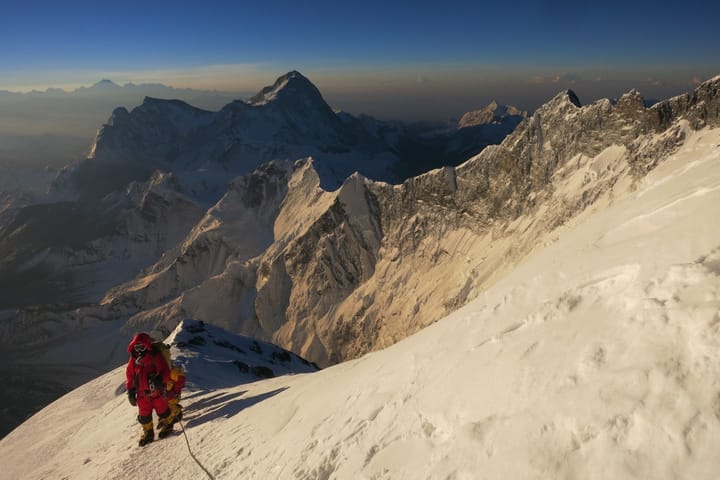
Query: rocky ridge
xmin=3 ymin=74 xmax=719 ymax=369
xmin=74 ymin=76 xmax=720 ymax=366
xmin=0 ymin=71 xmax=527 ymax=313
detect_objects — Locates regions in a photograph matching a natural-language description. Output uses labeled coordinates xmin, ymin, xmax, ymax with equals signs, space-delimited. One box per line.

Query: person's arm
xmin=125 ymin=358 xmax=137 ymax=405
xmin=125 ymin=357 xmax=135 ymax=390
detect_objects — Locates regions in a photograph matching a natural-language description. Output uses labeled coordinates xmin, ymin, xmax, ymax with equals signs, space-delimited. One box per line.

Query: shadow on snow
xmin=184 ymin=387 xmax=289 ymax=428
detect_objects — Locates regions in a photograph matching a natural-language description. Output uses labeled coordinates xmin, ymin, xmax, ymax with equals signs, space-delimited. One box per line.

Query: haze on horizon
xmin=1 ymin=0 xmax=718 ymax=123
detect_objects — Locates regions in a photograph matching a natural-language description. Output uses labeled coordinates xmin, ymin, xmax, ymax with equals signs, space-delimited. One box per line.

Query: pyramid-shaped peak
xmin=560 ymin=89 xmax=581 ymax=107
xmin=248 ymin=70 xmax=327 ymax=108
xmin=619 ymin=89 xmax=644 ymax=101
xmin=616 ymin=89 xmax=646 ymax=110
xmin=544 ymin=89 xmax=582 ymax=110
xmin=280 ymin=70 xmax=309 ymax=83
xmin=92 ymin=79 xmax=121 ymax=89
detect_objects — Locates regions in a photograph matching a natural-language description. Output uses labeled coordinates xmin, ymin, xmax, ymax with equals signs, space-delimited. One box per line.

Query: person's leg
xmin=166 ymin=395 xmax=183 ymax=424
xmin=136 ymin=396 xmax=155 ymax=446
xmin=153 ymin=396 xmax=173 ymax=437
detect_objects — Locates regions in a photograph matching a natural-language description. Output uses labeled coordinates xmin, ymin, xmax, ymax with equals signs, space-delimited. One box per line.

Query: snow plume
xmin=2 ymin=124 xmax=720 ymax=479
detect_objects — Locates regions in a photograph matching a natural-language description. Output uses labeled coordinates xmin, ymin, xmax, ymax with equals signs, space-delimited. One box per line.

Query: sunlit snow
xmin=1 ymin=125 xmax=719 ymax=478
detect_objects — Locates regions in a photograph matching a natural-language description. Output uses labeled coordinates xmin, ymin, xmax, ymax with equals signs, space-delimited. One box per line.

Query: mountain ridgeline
xmin=1 ymin=71 xmax=719 ymax=385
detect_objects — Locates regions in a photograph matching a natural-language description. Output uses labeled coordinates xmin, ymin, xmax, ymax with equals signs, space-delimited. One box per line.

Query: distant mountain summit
xmin=248 ymin=70 xmax=328 ymax=109
xmin=457 ymin=101 xmax=528 ymax=129
xmin=72 ymin=79 xmax=123 ymax=94
xmin=92 ymin=79 xmax=121 ymax=90
xmin=49 ymin=70 xmax=398 ymax=203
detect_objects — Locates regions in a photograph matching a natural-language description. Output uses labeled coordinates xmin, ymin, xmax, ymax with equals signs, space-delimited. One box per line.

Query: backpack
xmin=153 ymin=341 xmax=186 ymax=393
xmin=152 ymin=341 xmax=173 ymax=370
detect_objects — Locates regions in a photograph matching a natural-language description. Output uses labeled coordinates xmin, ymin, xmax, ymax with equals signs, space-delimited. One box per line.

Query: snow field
xmin=1 ymin=127 xmax=720 ymax=479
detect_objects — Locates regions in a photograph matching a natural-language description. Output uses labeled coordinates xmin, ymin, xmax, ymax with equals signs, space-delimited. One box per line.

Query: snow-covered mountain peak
xmin=458 ymin=101 xmax=528 ymax=128
xmin=134 ymin=96 xmax=214 ymax=131
xmin=615 ymin=89 xmax=647 ymax=118
xmin=91 ymin=96 xmax=215 ymax=155
xmin=617 ymin=88 xmax=644 ymax=104
xmin=247 ymin=70 xmax=331 ymax=112
xmin=544 ymin=88 xmax=582 ymax=110
xmin=166 ymin=318 xmax=319 ymax=388
xmin=337 ymin=171 xmax=372 ymax=217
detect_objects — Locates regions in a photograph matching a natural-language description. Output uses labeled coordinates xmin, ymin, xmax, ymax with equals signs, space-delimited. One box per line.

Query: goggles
xmin=134 ymin=343 xmax=147 ymax=353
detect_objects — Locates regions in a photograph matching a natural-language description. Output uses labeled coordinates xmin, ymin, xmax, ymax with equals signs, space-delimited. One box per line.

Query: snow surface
xmin=249 ymin=77 xmax=290 ymax=106
xmin=2 ymin=127 xmax=720 ymax=478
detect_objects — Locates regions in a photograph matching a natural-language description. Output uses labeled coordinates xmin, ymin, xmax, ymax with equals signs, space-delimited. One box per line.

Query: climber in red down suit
xmin=126 ymin=332 xmax=171 ymax=446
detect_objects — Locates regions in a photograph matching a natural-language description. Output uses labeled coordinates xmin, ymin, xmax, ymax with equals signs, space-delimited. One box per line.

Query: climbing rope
xmin=179 ymin=419 xmax=216 ymax=480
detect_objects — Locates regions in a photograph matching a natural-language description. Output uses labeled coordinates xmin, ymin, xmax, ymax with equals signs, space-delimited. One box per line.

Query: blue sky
xmin=1 ymin=0 xmax=719 ymax=120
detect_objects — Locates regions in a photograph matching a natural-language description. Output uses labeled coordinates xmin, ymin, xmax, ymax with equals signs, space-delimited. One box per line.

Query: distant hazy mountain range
xmin=0 ymin=80 xmax=247 ymax=223
xmin=0 ymin=74 xmax=523 ymax=225
xmin=0 ymin=79 xmax=243 ymax=137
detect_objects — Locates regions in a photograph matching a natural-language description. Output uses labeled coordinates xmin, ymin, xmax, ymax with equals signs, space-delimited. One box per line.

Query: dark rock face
xmin=615 ymin=90 xmax=646 ymax=121
xmin=647 ymin=77 xmax=720 ymax=131
xmin=444 ymin=78 xmax=720 ymax=221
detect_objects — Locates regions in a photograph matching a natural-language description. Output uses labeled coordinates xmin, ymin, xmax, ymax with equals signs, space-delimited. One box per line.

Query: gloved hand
xmin=149 ymin=376 xmax=164 ymax=392
xmin=127 ymin=388 xmax=137 ymax=406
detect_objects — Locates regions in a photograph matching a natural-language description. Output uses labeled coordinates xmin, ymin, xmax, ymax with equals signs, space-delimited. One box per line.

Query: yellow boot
xmin=168 ymin=397 xmax=183 ymax=424
xmin=158 ymin=409 xmax=174 ymax=439
xmin=138 ymin=421 xmax=154 ymax=447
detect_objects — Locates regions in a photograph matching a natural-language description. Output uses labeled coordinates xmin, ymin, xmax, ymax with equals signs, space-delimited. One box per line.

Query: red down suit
xmin=125 ymin=333 xmax=171 ymax=420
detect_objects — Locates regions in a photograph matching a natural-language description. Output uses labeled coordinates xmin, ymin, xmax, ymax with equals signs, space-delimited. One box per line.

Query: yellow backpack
xmin=153 ymin=341 xmax=186 ymax=388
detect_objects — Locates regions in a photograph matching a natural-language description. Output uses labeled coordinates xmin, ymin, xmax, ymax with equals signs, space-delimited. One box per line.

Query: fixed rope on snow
xmin=179 ymin=420 xmax=216 ymax=480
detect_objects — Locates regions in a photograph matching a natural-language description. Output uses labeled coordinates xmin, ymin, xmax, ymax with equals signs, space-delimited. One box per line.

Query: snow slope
xmin=1 ymin=124 xmax=719 ymax=478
